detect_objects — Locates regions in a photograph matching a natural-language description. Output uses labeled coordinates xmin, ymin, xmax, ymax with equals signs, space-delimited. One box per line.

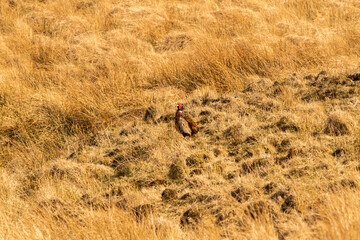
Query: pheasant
xmin=175 ymin=103 xmax=199 ymax=137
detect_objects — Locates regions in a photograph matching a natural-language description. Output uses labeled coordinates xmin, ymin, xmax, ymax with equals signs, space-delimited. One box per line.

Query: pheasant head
xmin=177 ymin=103 xmax=183 ymax=112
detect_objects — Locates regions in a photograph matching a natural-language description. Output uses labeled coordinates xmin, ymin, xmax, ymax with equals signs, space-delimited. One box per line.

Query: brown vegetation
xmin=1 ymin=0 xmax=360 ymax=239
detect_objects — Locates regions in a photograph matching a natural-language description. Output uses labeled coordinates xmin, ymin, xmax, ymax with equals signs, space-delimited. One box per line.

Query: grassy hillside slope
xmin=0 ymin=0 xmax=360 ymax=239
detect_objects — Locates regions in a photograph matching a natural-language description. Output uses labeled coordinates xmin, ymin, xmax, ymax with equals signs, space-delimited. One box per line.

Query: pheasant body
xmin=175 ymin=103 xmax=199 ymax=137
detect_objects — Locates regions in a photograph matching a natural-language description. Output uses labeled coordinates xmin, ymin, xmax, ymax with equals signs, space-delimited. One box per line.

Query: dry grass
xmin=1 ymin=0 xmax=360 ymax=239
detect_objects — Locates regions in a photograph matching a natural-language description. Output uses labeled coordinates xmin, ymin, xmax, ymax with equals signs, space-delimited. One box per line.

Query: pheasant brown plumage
xmin=175 ymin=103 xmax=199 ymax=137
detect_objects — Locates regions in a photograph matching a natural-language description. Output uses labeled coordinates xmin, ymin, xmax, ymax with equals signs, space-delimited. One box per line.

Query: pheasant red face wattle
xmin=177 ymin=103 xmax=183 ymax=111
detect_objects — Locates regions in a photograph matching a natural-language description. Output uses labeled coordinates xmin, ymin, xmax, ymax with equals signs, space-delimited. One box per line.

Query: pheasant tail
xmin=183 ymin=115 xmax=199 ymax=135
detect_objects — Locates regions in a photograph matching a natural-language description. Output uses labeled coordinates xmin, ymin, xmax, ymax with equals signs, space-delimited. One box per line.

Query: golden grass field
xmin=1 ymin=0 xmax=360 ymax=239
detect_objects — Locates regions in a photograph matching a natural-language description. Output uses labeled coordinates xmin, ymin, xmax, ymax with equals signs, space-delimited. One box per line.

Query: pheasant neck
xmin=176 ymin=110 xmax=183 ymax=117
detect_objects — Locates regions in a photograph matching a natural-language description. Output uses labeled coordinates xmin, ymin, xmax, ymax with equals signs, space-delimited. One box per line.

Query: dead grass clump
xmin=263 ymin=182 xmax=277 ymax=195
xmin=199 ymin=110 xmax=212 ymax=117
xmin=324 ymin=112 xmax=352 ymax=136
xmin=223 ymin=124 xmax=243 ymax=145
xmin=157 ymin=113 xmax=174 ymax=123
xmin=109 ymin=144 xmax=151 ymax=166
xmin=340 ymin=179 xmax=357 ymax=189
xmin=135 ymin=178 xmax=166 ymax=189
xmin=106 ymin=185 xmax=124 ymax=198
xmin=329 ymin=179 xmax=357 ymax=192
xmin=347 ymin=73 xmax=360 ymax=81
xmin=241 ymin=158 xmax=269 ymax=174
xmin=46 ymin=160 xmax=83 ymax=181
xmin=212 ymin=148 xmax=222 ymax=157
xmin=185 ymin=151 xmax=211 ymax=168
xmin=302 ymin=72 xmax=360 ymax=101
xmin=244 ymin=200 xmax=273 ymax=219
xmin=275 ymin=148 xmax=298 ymax=165
xmin=132 ymin=204 xmax=155 ymax=222
xmin=76 ymin=1 xmax=95 ymax=10
xmin=143 ymin=106 xmax=158 ymax=124
xmin=280 ymin=195 xmax=297 ymax=213
xmin=18 ymin=173 xmax=40 ymax=198
xmin=180 ymin=208 xmax=201 ymax=229
xmin=114 ymin=163 xmax=133 ymax=178
xmin=129 ymin=145 xmax=151 ymax=161
xmin=332 ymin=148 xmax=346 ymax=158
xmin=286 ymin=167 xmax=310 ymax=178
xmin=276 ymin=116 xmax=300 ymax=132
xmin=231 ymin=186 xmax=251 ymax=203
xmin=243 ymin=135 xmax=258 ymax=145
xmin=271 ymin=190 xmax=290 ymax=204
xmin=246 ymin=94 xmax=279 ymax=112
xmin=273 ymin=138 xmax=291 ymax=153
xmin=161 ymin=188 xmax=178 ymax=202
xmin=215 ymin=209 xmax=236 ymax=227
xmin=168 ymin=162 xmax=187 ymax=181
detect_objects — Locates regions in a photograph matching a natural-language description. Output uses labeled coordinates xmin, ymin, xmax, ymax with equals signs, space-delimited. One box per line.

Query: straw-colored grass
xmin=1 ymin=0 xmax=360 ymax=239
